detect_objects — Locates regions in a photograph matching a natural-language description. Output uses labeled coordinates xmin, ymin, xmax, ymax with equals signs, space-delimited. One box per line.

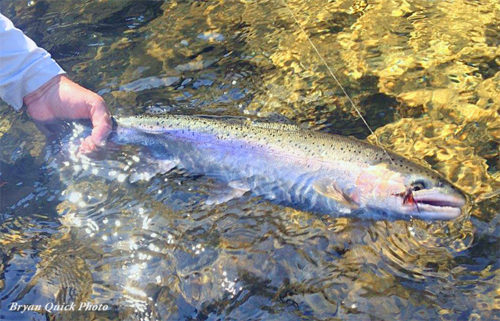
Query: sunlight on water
xmin=0 ymin=0 xmax=498 ymax=320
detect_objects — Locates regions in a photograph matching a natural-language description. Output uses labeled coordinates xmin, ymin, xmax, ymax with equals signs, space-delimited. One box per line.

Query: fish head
xmin=357 ymin=161 xmax=466 ymax=220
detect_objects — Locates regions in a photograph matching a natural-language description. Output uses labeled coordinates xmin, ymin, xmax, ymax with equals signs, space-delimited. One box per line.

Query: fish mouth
xmin=409 ymin=189 xmax=466 ymax=219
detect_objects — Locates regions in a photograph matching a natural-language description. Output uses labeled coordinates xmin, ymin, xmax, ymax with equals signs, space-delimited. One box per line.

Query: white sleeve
xmin=0 ymin=13 xmax=65 ymax=110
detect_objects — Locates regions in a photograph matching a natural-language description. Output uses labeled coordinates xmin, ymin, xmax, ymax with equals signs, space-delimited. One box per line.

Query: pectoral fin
xmin=313 ymin=179 xmax=359 ymax=209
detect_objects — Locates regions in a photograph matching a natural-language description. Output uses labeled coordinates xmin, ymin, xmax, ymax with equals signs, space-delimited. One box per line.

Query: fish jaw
xmin=377 ymin=187 xmax=466 ymax=220
xmin=408 ymin=188 xmax=466 ymax=220
xmin=365 ymin=190 xmax=465 ymax=220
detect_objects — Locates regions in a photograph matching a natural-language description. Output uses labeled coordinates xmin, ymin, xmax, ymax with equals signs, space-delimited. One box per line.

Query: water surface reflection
xmin=0 ymin=0 xmax=498 ymax=320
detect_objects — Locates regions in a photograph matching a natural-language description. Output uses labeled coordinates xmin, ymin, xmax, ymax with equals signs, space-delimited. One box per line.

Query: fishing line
xmin=280 ymin=0 xmax=395 ymax=165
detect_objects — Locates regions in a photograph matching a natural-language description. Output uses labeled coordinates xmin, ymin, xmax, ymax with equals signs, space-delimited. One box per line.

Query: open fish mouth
xmin=413 ymin=189 xmax=466 ymax=207
xmin=410 ymin=189 xmax=466 ymax=219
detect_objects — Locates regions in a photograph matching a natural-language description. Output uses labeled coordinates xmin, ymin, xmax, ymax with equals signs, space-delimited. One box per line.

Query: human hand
xmin=23 ymin=75 xmax=112 ymax=154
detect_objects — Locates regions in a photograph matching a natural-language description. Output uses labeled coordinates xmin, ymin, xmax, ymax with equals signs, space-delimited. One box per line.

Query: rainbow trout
xmin=112 ymin=115 xmax=466 ymax=220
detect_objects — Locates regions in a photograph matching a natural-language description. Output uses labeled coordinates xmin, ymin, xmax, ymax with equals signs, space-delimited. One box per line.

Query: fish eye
xmin=410 ymin=180 xmax=427 ymax=191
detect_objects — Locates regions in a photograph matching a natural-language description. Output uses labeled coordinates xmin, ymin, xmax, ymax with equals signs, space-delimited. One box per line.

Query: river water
xmin=0 ymin=0 xmax=498 ymax=320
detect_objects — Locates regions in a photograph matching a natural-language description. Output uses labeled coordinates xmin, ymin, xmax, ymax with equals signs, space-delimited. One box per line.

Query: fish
xmin=110 ymin=114 xmax=466 ymax=220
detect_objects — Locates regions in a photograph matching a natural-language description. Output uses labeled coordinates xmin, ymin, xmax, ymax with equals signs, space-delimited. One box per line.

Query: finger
xmin=78 ymin=136 xmax=95 ymax=155
xmin=88 ymin=97 xmax=112 ymax=146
